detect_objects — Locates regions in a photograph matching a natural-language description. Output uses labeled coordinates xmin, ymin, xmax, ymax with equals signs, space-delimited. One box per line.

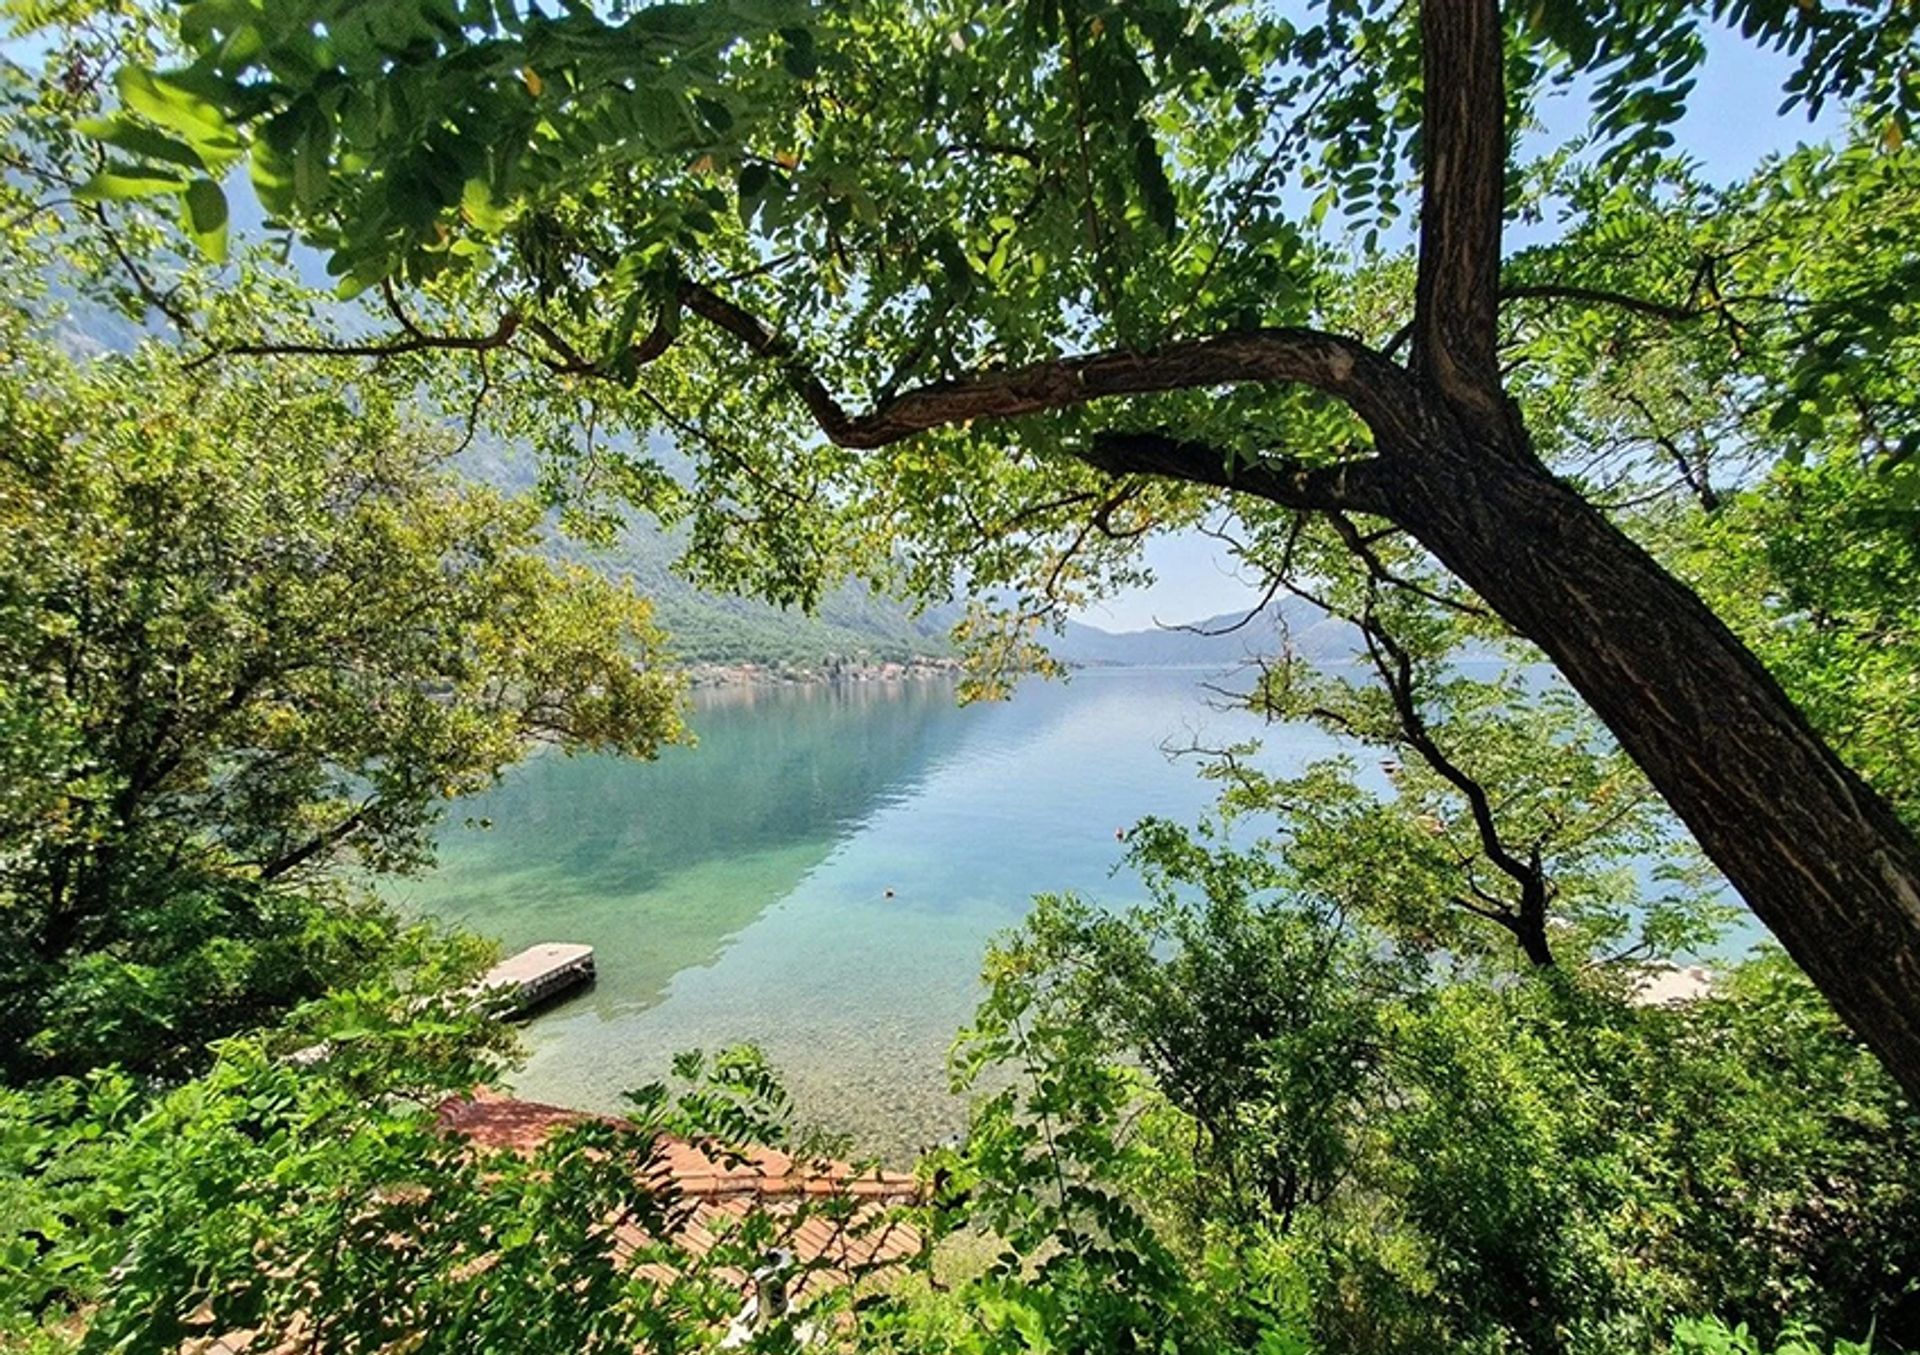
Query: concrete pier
xmin=473 ymin=943 xmax=596 ymax=1013
xmin=286 ymin=943 xmax=595 ymax=1066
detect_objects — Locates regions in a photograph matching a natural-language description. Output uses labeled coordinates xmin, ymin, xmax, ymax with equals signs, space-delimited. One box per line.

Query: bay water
xmin=390 ymin=667 xmax=1349 ymax=1161
xmin=393 ymin=663 xmax=1747 ymax=1163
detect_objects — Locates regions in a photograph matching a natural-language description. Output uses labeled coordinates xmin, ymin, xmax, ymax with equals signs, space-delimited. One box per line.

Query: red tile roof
xmin=435 ymin=1089 xmax=925 ymax=1294
xmin=181 ymin=1091 xmax=925 ymax=1353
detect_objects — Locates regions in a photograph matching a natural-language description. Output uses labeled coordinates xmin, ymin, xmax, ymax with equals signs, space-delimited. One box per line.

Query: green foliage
xmin=0 ymin=1001 xmax=866 ymax=1354
xmin=1677 ymin=451 xmax=1920 ymax=825
xmin=26 ymin=0 xmax=1920 ymax=790
xmin=853 ymin=908 xmax=1312 ymax=1355
xmin=0 ymin=322 xmax=684 ymax=1081
xmin=1499 ymin=131 xmax=1920 ymax=830
xmin=985 ymin=880 xmax=1400 ymax=1234
xmin=1672 ymin=1316 xmax=1874 ymax=1355
xmin=940 ymin=828 xmax=1920 ymax=1354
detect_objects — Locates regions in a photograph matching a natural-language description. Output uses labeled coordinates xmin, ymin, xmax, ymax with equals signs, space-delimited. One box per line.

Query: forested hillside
xmin=557 ymin=523 xmax=959 ymax=667
xmin=464 ymin=434 xmax=960 ymax=667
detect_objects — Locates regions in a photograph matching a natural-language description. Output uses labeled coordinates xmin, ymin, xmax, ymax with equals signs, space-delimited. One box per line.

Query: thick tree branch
xmin=1412 ymin=0 xmax=1511 ymax=448
xmin=678 ymin=283 xmax=1424 ymax=451
xmin=1081 ymin=431 xmax=1391 ymax=516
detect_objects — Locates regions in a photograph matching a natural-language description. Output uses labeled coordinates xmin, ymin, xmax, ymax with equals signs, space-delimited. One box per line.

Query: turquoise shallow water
xmin=390 ymin=668 xmax=1349 ymax=1160
xmin=392 ymin=664 xmax=1756 ymax=1162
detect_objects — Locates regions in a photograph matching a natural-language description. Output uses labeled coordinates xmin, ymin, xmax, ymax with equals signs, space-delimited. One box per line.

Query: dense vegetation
xmin=68 ymin=0 xmax=1920 ymax=1091
xmin=0 ymin=0 xmax=1918 ymax=1351
xmin=0 ymin=308 xmax=685 ymax=1079
xmin=0 ymin=337 xmax=686 ymax=1080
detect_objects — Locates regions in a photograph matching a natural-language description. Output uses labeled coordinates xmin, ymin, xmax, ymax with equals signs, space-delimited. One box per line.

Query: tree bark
xmin=1410 ymin=0 xmax=1514 ymax=454
xmin=1392 ymin=0 xmax=1920 ymax=1091
xmin=1382 ymin=436 xmax=1920 ymax=1091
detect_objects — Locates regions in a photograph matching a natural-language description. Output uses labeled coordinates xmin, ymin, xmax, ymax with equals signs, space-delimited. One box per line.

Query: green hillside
xmin=456 ymin=440 xmax=956 ymax=668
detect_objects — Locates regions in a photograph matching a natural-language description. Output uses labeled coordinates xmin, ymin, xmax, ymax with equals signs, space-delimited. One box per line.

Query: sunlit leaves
xmin=0 ymin=324 xmax=686 ymax=1079
xmin=181 ymin=176 xmax=228 ymax=260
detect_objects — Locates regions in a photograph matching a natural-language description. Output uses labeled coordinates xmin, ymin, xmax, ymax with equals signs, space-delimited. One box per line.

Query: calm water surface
xmin=391 ymin=668 xmax=1349 ymax=1160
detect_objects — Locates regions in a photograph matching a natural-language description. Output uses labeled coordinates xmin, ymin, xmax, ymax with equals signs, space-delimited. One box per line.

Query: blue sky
xmin=1073 ymin=22 xmax=1845 ymax=633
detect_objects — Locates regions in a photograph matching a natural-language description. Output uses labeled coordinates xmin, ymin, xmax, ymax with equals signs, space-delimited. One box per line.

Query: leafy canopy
xmin=53 ymin=0 xmax=1912 ymax=634
xmin=0 ymin=317 xmax=683 ymax=1080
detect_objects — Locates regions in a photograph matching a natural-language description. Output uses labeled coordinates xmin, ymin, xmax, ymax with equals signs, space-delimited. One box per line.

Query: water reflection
xmin=392 ymin=678 xmax=976 ymax=1016
xmin=397 ymin=669 xmax=1346 ymax=1161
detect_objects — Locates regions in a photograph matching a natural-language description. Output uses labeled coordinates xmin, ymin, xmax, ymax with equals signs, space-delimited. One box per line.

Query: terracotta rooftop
xmin=182 ymin=1091 xmax=924 ymax=1354
xmin=437 ymin=1089 xmax=922 ymax=1203
xmin=436 ymin=1089 xmax=925 ymax=1294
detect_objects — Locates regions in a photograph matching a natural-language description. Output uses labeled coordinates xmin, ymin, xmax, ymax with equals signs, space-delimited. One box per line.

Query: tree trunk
xmin=1384 ymin=436 xmax=1920 ymax=1094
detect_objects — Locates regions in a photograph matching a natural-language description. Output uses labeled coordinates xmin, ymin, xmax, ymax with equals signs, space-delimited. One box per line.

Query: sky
xmin=1071 ymin=21 xmax=1846 ymax=634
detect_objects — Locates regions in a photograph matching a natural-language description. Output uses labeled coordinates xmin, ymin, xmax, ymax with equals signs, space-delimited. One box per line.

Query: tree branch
xmin=255 ymin=803 xmax=375 ymax=882
xmin=677 ymin=283 xmax=1423 ymax=452
xmin=1621 ymin=390 xmax=1721 ymax=511
xmin=1355 ymin=612 xmax=1552 ymax=966
xmin=1411 ymin=0 xmax=1511 ymax=447
xmin=1322 ymin=510 xmax=1492 ymax=619
xmin=90 ymin=204 xmax=194 ymax=333
xmin=1081 ymin=432 xmax=1391 ymax=515
xmin=1170 ymin=572 xmax=1284 ymax=637
xmin=186 ymin=312 xmax=523 ymax=371
xmin=1501 ymin=282 xmax=1706 ymax=325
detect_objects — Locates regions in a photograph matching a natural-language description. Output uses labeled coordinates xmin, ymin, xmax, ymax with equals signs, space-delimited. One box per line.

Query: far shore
xmin=680 ymin=655 xmax=962 ymax=688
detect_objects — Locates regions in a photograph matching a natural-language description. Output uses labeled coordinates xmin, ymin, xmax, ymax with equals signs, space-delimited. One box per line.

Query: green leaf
xmin=693 ymin=95 xmax=734 ymax=135
xmin=292 ymin=118 xmax=333 ymax=210
xmin=629 ymin=87 xmax=687 ymax=147
xmin=249 ymin=142 xmax=297 ymax=218
xmin=183 ymin=178 xmax=230 ymax=263
xmin=1131 ymin=124 xmax=1177 ymax=241
xmin=75 ymin=166 xmax=189 ymax=202
xmin=76 ymin=118 xmax=205 ymax=171
xmin=460 ymin=177 xmax=509 ymax=232
xmin=114 ymin=67 xmax=237 ymax=149
xmin=779 ymin=26 xmax=818 ymax=79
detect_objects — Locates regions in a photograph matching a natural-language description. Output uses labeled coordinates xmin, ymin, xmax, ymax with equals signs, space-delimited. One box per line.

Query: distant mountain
xmin=456 ymin=438 xmax=957 ymax=667
xmin=1056 ymin=596 xmax=1360 ymax=668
